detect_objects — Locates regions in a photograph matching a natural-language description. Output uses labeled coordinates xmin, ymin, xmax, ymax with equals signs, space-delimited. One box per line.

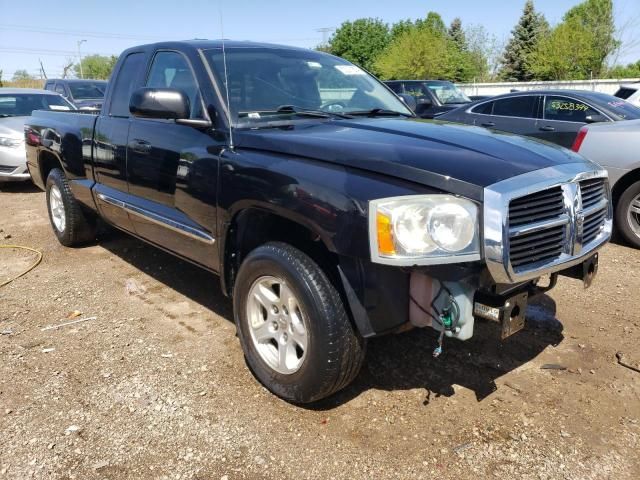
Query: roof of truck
xmin=0 ymin=88 xmax=53 ymax=95
xmin=129 ymin=39 xmax=312 ymax=52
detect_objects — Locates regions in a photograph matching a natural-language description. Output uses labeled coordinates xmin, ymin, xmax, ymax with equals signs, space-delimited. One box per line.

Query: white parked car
xmin=614 ymin=83 xmax=640 ymax=108
xmin=0 ymin=88 xmax=75 ymax=182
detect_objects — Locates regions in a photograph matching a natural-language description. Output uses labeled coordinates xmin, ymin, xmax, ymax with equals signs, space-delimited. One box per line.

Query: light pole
xmin=77 ymin=39 xmax=87 ymax=79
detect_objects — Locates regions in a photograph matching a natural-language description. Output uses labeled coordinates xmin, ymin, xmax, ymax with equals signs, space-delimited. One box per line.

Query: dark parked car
xmin=26 ymin=40 xmax=610 ymax=403
xmin=438 ymin=89 xmax=640 ymax=149
xmin=384 ymin=80 xmax=471 ymax=118
xmin=44 ymin=79 xmax=107 ymax=111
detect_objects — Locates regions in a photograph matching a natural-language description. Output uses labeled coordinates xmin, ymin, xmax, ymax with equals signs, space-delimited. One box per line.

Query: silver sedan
xmin=573 ymin=118 xmax=640 ymax=248
xmin=0 ymin=88 xmax=75 ymax=182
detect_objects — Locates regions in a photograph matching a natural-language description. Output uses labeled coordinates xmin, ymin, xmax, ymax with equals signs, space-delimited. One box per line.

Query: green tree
xmin=327 ymin=18 xmax=390 ymax=75
xmin=73 ymin=54 xmax=118 ymax=80
xmin=499 ymin=0 xmax=549 ymax=81
xmin=448 ymin=18 xmax=467 ymax=51
xmin=12 ymin=69 xmax=34 ymax=81
xmin=527 ymin=16 xmax=598 ymax=80
xmin=608 ymin=61 xmax=640 ymax=78
xmin=375 ymin=26 xmax=457 ymax=80
xmin=527 ymin=0 xmax=619 ymax=80
xmin=563 ymin=0 xmax=618 ymax=77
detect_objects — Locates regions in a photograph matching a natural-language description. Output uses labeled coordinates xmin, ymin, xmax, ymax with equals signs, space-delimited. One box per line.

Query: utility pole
xmin=77 ymin=39 xmax=87 ymax=78
xmin=39 ymin=59 xmax=47 ymax=79
xmin=316 ymin=28 xmax=333 ymax=48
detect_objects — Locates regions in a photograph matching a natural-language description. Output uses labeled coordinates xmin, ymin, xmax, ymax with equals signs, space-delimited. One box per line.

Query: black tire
xmin=45 ymin=168 xmax=96 ymax=247
xmin=615 ymin=180 xmax=640 ymax=249
xmin=233 ymin=242 xmax=366 ymax=404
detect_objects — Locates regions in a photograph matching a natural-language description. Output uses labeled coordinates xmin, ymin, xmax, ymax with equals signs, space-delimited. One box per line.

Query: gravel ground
xmin=1 ymin=182 xmax=639 ymax=480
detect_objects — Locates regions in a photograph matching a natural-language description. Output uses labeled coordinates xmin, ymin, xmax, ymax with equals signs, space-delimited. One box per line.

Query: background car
xmin=0 ymin=88 xmax=75 ymax=182
xmin=44 ymin=79 xmax=107 ymax=111
xmin=384 ymin=80 xmax=472 ymax=118
xmin=438 ymin=90 xmax=640 ymax=148
xmin=572 ymin=119 xmax=640 ymax=248
xmin=614 ymin=82 xmax=640 ymax=108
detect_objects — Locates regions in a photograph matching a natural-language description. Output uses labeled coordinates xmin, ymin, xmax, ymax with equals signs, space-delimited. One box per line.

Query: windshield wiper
xmin=276 ymin=105 xmax=353 ymax=119
xmin=344 ymin=108 xmax=413 ymax=118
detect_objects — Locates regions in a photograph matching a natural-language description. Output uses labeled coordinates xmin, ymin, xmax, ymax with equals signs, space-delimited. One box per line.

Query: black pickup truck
xmin=25 ymin=40 xmax=612 ymax=403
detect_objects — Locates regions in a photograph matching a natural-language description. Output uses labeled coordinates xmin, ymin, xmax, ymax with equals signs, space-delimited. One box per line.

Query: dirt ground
xmin=0 ymin=181 xmax=639 ymax=480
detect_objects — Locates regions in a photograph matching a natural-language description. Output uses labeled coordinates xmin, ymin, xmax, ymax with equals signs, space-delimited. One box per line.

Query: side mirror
xmin=585 ymin=113 xmax=607 ymax=124
xmin=130 ymin=87 xmax=190 ymax=120
xmin=398 ymin=94 xmax=417 ymax=112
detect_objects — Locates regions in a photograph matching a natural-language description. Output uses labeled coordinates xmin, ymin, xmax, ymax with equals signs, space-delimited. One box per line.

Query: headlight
xmin=0 ymin=136 xmax=22 ymax=148
xmin=369 ymin=195 xmax=481 ymax=265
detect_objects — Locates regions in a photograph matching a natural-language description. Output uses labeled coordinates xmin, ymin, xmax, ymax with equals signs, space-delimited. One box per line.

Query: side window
xmin=492 ymin=96 xmax=538 ymax=118
xmin=54 ymin=84 xmax=66 ymax=95
xmin=44 ymin=82 xmax=54 ymax=91
xmin=386 ymin=82 xmax=401 ymax=94
xmin=109 ymin=52 xmax=145 ymax=117
xmin=544 ymin=96 xmax=598 ymax=123
xmin=146 ymin=51 xmax=203 ymax=119
xmin=472 ymin=101 xmax=494 ymax=115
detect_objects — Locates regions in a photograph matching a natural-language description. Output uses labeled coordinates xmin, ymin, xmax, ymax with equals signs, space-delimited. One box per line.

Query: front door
xmin=533 ymin=95 xmax=598 ymax=148
xmin=125 ymin=50 xmax=222 ymax=270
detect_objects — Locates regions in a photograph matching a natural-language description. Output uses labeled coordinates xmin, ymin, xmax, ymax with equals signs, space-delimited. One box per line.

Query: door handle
xmin=481 ymin=122 xmax=496 ymax=127
xmin=539 ymin=126 xmax=556 ymax=132
xmin=129 ymin=139 xmax=152 ymax=154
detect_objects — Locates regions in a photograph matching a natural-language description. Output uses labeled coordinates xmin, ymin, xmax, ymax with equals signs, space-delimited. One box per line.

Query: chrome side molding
xmin=96 ymin=192 xmax=215 ymax=245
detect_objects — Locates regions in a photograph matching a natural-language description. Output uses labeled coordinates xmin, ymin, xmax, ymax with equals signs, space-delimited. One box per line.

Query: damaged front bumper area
xmin=408 ymin=163 xmax=612 ymax=342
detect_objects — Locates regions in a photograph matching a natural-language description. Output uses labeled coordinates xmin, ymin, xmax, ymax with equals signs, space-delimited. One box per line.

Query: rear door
xmin=125 ymin=49 xmax=221 ymax=270
xmin=92 ymin=51 xmax=146 ymax=232
xmin=481 ymin=95 xmax=541 ymax=136
xmin=535 ymin=95 xmax=602 ymax=148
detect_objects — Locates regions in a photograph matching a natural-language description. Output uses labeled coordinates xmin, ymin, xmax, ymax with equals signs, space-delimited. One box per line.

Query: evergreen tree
xmin=500 ymin=0 xmax=549 ymax=81
xmin=448 ymin=18 xmax=467 ymax=51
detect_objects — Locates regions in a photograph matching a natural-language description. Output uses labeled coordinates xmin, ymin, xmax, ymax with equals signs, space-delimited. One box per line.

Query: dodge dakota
xmin=25 ymin=40 xmax=612 ymax=403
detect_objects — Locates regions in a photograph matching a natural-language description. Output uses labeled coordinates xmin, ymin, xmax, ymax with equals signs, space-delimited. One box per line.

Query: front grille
xmin=510 ymin=224 xmax=565 ymax=268
xmin=583 ymin=209 xmax=607 ymax=244
xmin=508 ymin=187 xmax=564 ymax=227
xmin=0 ymin=165 xmax=16 ymax=173
xmin=508 ymin=187 xmax=566 ymax=270
xmin=580 ymin=178 xmax=606 ymax=210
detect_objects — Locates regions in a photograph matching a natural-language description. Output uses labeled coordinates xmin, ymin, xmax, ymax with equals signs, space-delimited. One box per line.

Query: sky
xmin=1 ymin=0 xmax=639 ymax=80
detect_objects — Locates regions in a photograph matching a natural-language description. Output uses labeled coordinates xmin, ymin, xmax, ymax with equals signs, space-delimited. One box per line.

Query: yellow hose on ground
xmin=0 ymin=245 xmax=43 ymax=288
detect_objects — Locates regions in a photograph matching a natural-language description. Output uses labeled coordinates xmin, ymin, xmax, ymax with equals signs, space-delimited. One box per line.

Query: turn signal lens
xmin=376 ymin=212 xmax=396 ymax=256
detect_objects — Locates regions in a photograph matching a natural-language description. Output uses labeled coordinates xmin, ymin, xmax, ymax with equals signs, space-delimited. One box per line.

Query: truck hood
xmin=234 ymin=118 xmax=594 ymax=201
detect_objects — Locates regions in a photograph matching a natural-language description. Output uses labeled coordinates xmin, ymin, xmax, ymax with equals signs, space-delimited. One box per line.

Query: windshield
xmin=69 ymin=82 xmax=107 ymax=99
xmin=204 ymin=47 xmax=413 ymax=126
xmin=424 ymin=81 xmax=470 ymax=105
xmin=589 ymin=92 xmax=640 ymax=120
xmin=0 ymin=94 xmax=74 ymax=117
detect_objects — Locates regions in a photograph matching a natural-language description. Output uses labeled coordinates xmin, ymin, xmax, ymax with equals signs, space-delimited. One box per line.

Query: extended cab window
xmin=146 ymin=51 xmax=203 ymax=119
xmin=109 ymin=52 xmax=144 ymax=117
xmin=544 ymin=96 xmax=598 ymax=123
xmin=492 ymin=96 xmax=538 ymax=118
xmin=54 ymin=84 xmax=66 ymax=95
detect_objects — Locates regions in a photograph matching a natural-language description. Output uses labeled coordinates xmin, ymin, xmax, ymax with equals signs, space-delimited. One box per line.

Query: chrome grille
xmin=508 ymin=187 xmax=566 ymax=270
xmin=508 ymin=187 xmax=564 ymax=226
xmin=583 ymin=209 xmax=607 ymax=244
xmin=580 ymin=178 xmax=606 ymax=210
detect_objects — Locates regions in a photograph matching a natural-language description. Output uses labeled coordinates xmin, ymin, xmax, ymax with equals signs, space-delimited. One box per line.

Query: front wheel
xmin=46 ymin=168 xmax=96 ymax=247
xmin=615 ymin=181 xmax=640 ymax=249
xmin=233 ymin=242 xmax=366 ymax=404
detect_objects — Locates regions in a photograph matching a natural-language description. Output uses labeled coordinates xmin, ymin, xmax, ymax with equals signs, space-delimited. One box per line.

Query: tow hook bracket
xmin=473 ymin=291 xmax=528 ymax=339
xmin=558 ymin=253 xmax=599 ymax=288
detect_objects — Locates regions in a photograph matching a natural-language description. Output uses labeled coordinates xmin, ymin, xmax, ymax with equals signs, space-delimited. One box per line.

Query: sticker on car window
xmin=307 ymin=61 xmax=322 ymax=69
xmin=49 ymin=105 xmax=71 ymax=111
xmin=608 ymin=101 xmax=626 ymax=108
xmin=335 ymin=65 xmax=365 ymax=76
xmin=549 ymin=101 xmax=589 ymax=112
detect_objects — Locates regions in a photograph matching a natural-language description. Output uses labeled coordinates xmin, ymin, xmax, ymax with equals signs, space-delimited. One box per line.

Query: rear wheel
xmin=615 ymin=181 xmax=640 ymax=249
xmin=233 ymin=242 xmax=366 ymax=404
xmin=46 ymin=168 xmax=96 ymax=246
